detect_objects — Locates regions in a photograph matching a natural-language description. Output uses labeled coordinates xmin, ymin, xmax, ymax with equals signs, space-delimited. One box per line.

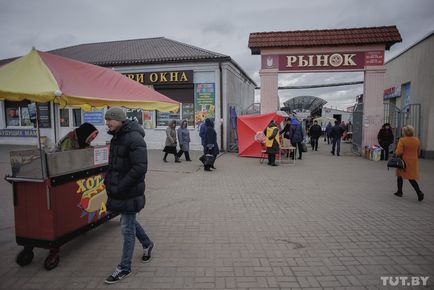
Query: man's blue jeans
xmin=332 ymin=137 xmax=341 ymax=155
xmin=119 ymin=213 xmax=152 ymax=271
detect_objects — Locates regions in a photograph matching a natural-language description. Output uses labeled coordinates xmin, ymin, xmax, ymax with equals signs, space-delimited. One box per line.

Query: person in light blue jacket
xmin=177 ymin=120 xmax=191 ymax=161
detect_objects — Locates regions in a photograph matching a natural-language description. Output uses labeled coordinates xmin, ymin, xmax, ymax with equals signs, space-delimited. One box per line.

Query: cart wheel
xmin=44 ymin=253 xmax=59 ymax=270
xmin=16 ymin=247 xmax=34 ymax=266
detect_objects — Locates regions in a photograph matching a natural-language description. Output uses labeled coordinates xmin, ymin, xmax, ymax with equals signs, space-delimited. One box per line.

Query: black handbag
xmin=204 ymin=154 xmax=216 ymax=166
xmin=200 ymin=154 xmax=215 ymax=166
xmin=387 ymin=156 xmax=406 ymax=170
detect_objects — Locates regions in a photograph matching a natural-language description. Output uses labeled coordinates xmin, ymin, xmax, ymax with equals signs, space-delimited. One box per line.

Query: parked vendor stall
xmin=6 ymin=146 xmax=112 ymax=269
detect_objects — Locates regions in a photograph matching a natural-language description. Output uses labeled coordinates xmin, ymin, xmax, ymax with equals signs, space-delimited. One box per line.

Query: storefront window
xmin=60 ymin=108 xmax=82 ymax=127
xmin=156 ymin=103 xmax=195 ymax=127
xmin=5 ymin=101 xmax=33 ymax=127
xmin=60 ymin=109 xmax=69 ymax=127
xmin=143 ymin=111 xmax=154 ymax=129
xmin=182 ymin=103 xmax=194 ymax=127
xmin=154 ymin=86 xmax=194 ymax=127
xmin=125 ymin=109 xmax=155 ymax=128
xmin=156 ymin=111 xmax=180 ymax=127
xmin=72 ymin=108 xmax=82 ymax=127
xmin=127 ymin=109 xmax=143 ymax=124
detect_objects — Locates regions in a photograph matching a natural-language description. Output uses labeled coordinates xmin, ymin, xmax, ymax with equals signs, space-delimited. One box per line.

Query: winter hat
xmin=105 ymin=107 xmax=126 ymax=121
xmin=75 ymin=122 xmax=98 ymax=148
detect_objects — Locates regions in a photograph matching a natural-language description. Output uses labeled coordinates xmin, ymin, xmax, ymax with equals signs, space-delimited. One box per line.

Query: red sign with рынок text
xmin=262 ymin=51 xmax=384 ymax=71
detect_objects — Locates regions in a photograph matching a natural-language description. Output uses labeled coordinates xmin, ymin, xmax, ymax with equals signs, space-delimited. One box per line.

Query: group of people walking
xmin=262 ymin=117 xmax=424 ymax=202
xmin=264 ymin=117 xmax=350 ymax=166
xmin=163 ymin=118 xmax=219 ymax=171
xmin=163 ymin=120 xmax=191 ymax=163
xmin=50 ymin=107 xmax=425 ymax=286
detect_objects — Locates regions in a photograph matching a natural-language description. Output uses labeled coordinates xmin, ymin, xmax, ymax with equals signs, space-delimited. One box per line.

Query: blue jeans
xmin=332 ymin=137 xmax=341 ymax=155
xmin=119 ymin=213 xmax=152 ymax=271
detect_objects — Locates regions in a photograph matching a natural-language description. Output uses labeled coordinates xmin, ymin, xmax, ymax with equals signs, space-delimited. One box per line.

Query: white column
xmin=362 ymin=66 xmax=386 ymax=148
xmin=259 ymin=69 xmax=279 ymax=114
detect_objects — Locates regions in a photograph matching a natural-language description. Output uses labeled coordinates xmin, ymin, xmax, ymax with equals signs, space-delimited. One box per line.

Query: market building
xmin=0 ymin=37 xmax=256 ymax=151
xmin=383 ymin=31 xmax=434 ymax=158
xmin=321 ymin=107 xmax=352 ymax=124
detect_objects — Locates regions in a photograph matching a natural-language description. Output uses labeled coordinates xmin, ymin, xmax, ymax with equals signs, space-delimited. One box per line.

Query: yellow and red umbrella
xmin=0 ymin=48 xmax=179 ymax=112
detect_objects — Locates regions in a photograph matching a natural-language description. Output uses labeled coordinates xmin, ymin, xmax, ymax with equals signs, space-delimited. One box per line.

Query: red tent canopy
xmin=237 ymin=112 xmax=286 ymax=157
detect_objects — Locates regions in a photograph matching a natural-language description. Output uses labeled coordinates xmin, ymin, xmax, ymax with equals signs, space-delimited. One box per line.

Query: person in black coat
xmin=309 ymin=120 xmax=322 ymax=151
xmin=280 ymin=118 xmax=291 ymax=140
xmin=377 ymin=123 xmax=394 ymax=160
xmin=288 ymin=118 xmax=304 ymax=160
xmin=104 ymin=107 xmax=153 ymax=284
xmin=331 ymin=120 xmax=345 ymax=156
xmin=325 ymin=122 xmax=333 ymax=144
xmin=203 ymin=119 xmax=219 ymax=171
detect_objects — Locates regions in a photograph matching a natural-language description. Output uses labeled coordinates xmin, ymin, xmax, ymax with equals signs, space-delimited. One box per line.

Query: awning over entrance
xmin=281 ymin=96 xmax=327 ymax=115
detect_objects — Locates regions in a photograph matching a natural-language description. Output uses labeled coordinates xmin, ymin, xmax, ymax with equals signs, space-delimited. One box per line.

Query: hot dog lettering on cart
xmin=76 ymin=175 xmax=108 ymax=222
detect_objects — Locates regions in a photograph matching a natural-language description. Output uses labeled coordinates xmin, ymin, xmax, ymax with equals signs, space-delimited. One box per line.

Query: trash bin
xmin=5 ymin=146 xmax=118 ymax=270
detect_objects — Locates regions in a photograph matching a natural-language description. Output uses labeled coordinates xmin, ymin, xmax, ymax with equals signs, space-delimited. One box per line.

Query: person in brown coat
xmin=163 ymin=120 xmax=180 ymax=163
xmin=394 ymin=125 xmax=424 ymax=201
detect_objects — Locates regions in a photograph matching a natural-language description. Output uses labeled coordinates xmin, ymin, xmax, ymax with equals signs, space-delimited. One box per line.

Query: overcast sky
xmin=1 ymin=0 xmax=433 ymax=110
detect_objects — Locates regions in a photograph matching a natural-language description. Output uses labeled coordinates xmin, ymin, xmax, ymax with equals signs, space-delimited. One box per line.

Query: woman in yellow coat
xmin=394 ymin=125 xmax=424 ymax=201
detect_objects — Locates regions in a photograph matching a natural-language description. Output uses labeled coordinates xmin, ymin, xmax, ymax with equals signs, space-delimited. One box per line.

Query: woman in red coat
xmin=394 ymin=125 xmax=424 ymax=201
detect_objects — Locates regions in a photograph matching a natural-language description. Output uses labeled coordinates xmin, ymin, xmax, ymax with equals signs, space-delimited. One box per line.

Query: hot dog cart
xmin=5 ymin=146 xmax=117 ymax=270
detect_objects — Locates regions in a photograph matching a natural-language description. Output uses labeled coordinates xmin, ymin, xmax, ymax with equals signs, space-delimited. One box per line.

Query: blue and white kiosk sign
xmin=83 ymin=109 xmax=105 ymax=125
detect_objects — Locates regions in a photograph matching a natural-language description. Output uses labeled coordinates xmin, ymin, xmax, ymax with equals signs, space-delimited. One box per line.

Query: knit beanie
xmin=105 ymin=107 xmax=126 ymax=121
xmin=75 ymin=122 xmax=98 ymax=148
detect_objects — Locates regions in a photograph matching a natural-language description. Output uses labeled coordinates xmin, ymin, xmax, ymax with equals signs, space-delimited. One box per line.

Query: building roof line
xmin=386 ymin=30 xmax=434 ymax=64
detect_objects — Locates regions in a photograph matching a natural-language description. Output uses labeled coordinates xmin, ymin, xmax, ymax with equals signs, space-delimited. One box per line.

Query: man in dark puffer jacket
xmin=104 ymin=107 xmax=154 ymax=284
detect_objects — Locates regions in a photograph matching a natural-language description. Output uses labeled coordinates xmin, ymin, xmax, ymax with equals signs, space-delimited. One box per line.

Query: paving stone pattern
xmin=0 ymin=144 xmax=433 ymax=289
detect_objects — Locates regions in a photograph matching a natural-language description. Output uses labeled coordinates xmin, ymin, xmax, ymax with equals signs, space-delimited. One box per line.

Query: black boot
xmin=163 ymin=153 xmax=168 ymax=163
xmin=394 ymin=177 xmax=403 ymax=197
xmin=409 ymin=180 xmax=424 ymax=201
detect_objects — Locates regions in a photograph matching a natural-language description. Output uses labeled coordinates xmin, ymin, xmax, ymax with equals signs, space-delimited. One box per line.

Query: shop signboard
xmin=83 ymin=110 xmax=105 ymax=125
xmin=262 ymin=50 xmax=385 ymax=71
xmin=383 ymin=86 xmax=401 ymax=100
xmin=194 ymin=83 xmax=215 ymax=127
xmin=37 ymin=102 xmax=51 ymax=128
xmin=0 ymin=129 xmax=37 ymax=137
xmin=123 ymin=70 xmax=193 ymax=85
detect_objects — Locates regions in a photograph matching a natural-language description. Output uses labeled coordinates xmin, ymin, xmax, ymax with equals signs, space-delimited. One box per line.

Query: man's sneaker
xmin=142 ymin=242 xmax=154 ymax=263
xmin=105 ymin=267 xmax=131 ymax=284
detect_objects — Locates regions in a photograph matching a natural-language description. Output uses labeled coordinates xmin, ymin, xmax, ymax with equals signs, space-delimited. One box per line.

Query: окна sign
xmin=262 ymin=51 xmax=384 ymax=71
xmin=123 ymin=70 xmax=193 ymax=85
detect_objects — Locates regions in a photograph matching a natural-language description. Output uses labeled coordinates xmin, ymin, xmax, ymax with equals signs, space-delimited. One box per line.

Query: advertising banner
xmin=195 ymin=83 xmax=215 ymax=127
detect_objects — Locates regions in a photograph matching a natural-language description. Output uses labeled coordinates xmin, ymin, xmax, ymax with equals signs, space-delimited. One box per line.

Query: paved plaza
xmin=0 ymin=143 xmax=433 ymax=289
